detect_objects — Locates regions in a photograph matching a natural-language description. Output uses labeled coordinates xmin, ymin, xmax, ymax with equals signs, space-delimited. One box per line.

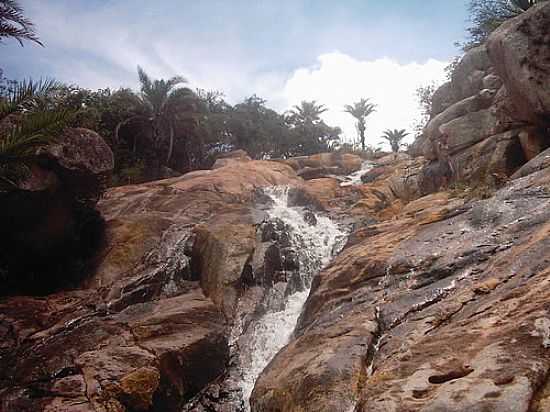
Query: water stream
xmin=339 ymin=160 xmax=374 ymax=187
xmin=236 ymin=186 xmax=347 ymax=410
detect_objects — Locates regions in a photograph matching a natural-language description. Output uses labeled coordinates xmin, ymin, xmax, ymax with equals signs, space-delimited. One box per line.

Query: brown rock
xmin=487 ymin=2 xmax=550 ymax=124
xmin=512 ymin=145 xmax=550 ymax=179
xmin=0 ymin=158 xmax=303 ymax=411
xmin=278 ymin=152 xmax=362 ymax=174
xmin=39 ymin=127 xmax=114 ymax=199
xmin=252 ymin=169 xmax=550 ymax=412
xmin=439 ymin=108 xmax=498 ymax=155
xmin=193 ymin=213 xmax=256 ymax=316
xmin=450 ymin=45 xmax=492 ymax=102
xmin=450 ymin=129 xmax=525 ymax=181
xmin=431 ymin=81 xmax=454 ymax=117
xmin=518 ymin=127 xmax=549 ymax=161
xmin=212 ymin=149 xmax=252 ymax=169
xmin=119 ymin=367 xmax=160 ymax=411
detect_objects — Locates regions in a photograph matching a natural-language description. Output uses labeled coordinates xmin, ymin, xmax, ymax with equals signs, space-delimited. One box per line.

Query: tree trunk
xmin=166 ymin=123 xmax=175 ymax=164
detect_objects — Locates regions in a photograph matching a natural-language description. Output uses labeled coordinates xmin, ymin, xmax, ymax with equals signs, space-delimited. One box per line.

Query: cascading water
xmin=236 ymin=186 xmax=347 ymax=410
xmin=340 ymin=160 xmax=373 ymax=187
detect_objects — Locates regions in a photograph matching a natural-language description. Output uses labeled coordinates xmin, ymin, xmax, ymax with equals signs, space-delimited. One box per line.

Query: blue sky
xmin=2 ymin=0 xmax=470 ymax=145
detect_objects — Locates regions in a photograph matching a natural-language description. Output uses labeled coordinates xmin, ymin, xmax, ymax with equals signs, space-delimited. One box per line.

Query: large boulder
xmin=450 ymin=45 xmax=492 ymax=102
xmin=279 ymin=152 xmax=362 ymax=177
xmin=487 ymin=2 xmax=550 ymax=125
xmin=0 ymin=128 xmax=114 ymax=293
xmin=38 ymin=127 xmax=115 ymax=200
xmin=193 ymin=213 xmax=257 ymax=317
xmin=512 ymin=145 xmax=550 ymax=179
xmin=431 ymin=81 xmax=454 ymax=117
xmin=440 ymin=108 xmax=499 ymax=155
xmin=450 ymin=129 xmax=526 ymax=181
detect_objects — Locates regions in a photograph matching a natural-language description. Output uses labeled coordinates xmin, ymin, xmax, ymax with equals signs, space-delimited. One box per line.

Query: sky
xmin=2 ymin=0 xmax=470 ymax=148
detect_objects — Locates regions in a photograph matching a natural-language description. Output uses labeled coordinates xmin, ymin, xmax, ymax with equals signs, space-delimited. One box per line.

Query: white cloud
xmin=278 ymin=52 xmax=448 ymax=148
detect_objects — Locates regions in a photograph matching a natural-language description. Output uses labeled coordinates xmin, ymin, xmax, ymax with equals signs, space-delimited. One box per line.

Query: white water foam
xmin=238 ymin=186 xmax=347 ymax=409
xmin=340 ymin=160 xmax=373 ymax=187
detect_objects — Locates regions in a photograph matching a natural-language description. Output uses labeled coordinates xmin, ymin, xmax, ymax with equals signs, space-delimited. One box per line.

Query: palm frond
xmin=344 ymin=98 xmax=377 ymax=119
xmin=137 ymin=65 xmax=153 ymax=96
xmin=0 ymin=110 xmax=73 ymax=161
xmin=166 ymin=75 xmax=187 ymax=90
xmin=0 ymin=0 xmax=43 ymax=46
xmin=0 ymin=78 xmax=63 ymax=118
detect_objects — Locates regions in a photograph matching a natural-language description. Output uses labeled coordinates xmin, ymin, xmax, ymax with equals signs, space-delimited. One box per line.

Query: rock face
xmin=4 ymin=6 xmax=550 ymax=412
xmin=414 ymin=4 xmax=550 ymax=189
xmin=251 ymin=167 xmax=550 ymax=412
xmin=279 ymin=152 xmax=363 ymax=180
xmin=250 ymin=7 xmax=550 ymax=412
xmin=0 ymin=158 xmax=303 ymax=411
xmin=0 ymin=127 xmax=114 ymax=293
xmin=487 ymin=2 xmax=550 ymax=125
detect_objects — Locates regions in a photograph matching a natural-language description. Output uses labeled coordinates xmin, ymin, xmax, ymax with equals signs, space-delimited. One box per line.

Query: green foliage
xmin=286 ymin=101 xmax=341 ymax=156
xmin=115 ymin=160 xmax=146 ymax=185
xmin=111 ymin=66 xmax=199 ymax=180
xmin=414 ymin=83 xmax=437 ymax=135
xmin=344 ymin=98 xmax=376 ymax=151
xmin=0 ymin=111 xmax=71 ymax=160
xmin=6 ymin=74 xmax=344 ymax=186
xmin=381 ymin=129 xmax=409 ymax=153
xmin=464 ymin=0 xmax=547 ymax=49
xmin=0 ymin=78 xmax=73 ymax=190
xmin=0 ymin=0 xmax=43 ymax=46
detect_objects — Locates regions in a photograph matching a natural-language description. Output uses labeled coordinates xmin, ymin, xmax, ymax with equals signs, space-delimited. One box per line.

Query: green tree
xmin=287 ymin=101 xmax=341 ymax=155
xmin=413 ymin=83 xmax=438 ymax=135
xmin=0 ymin=79 xmax=73 ymax=190
xmin=464 ymin=0 xmax=547 ymax=49
xmin=381 ymin=128 xmax=409 ymax=153
xmin=288 ymin=101 xmax=327 ymax=124
xmin=229 ymin=95 xmax=290 ymax=158
xmin=116 ymin=66 xmax=197 ymax=177
xmin=0 ymin=0 xmax=43 ymax=46
xmin=344 ymin=98 xmax=376 ymax=151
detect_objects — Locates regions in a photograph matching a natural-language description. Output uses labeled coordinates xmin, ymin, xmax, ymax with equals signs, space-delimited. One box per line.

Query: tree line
xmin=0 ymin=0 xmax=418 ymax=188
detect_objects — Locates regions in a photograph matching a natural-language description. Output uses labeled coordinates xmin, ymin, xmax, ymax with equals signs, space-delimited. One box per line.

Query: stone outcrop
xmin=250 ymin=7 xmax=550 ymax=411
xmin=0 ymin=158 xmax=303 ymax=411
xmin=0 ymin=127 xmax=114 ymax=293
xmin=251 ymin=166 xmax=550 ymax=412
xmin=279 ymin=152 xmax=363 ymax=180
xmin=3 ymin=5 xmax=550 ymax=412
xmin=486 ymin=2 xmax=550 ymax=125
xmin=413 ymin=4 xmax=550 ymax=189
xmin=212 ymin=149 xmax=252 ymax=169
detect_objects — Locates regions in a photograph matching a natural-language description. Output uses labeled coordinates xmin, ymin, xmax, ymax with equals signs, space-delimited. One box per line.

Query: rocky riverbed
xmin=2 ymin=3 xmax=550 ymax=412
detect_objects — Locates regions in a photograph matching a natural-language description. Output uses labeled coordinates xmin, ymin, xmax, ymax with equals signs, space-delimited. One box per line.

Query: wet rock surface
xmin=251 ymin=168 xmax=550 ymax=412
xmin=0 ymin=159 xmax=302 ymax=411
xmin=3 ymin=5 xmax=550 ymax=412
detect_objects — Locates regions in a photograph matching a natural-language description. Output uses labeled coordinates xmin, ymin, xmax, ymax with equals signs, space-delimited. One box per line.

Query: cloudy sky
xmin=3 ymin=0 xmax=470 ymax=147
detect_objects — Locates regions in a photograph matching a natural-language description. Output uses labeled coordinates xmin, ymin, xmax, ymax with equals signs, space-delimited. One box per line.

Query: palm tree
xmin=0 ymin=0 xmax=43 ymax=46
xmin=381 ymin=129 xmax=409 ymax=153
xmin=288 ymin=101 xmax=327 ymax=125
xmin=116 ymin=66 xmax=196 ymax=167
xmin=344 ymin=98 xmax=376 ymax=151
xmin=0 ymin=79 xmax=73 ymax=189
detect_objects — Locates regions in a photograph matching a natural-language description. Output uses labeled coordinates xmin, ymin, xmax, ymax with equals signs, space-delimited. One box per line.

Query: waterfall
xmin=340 ymin=160 xmax=373 ymax=187
xmin=236 ymin=186 xmax=347 ymax=410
